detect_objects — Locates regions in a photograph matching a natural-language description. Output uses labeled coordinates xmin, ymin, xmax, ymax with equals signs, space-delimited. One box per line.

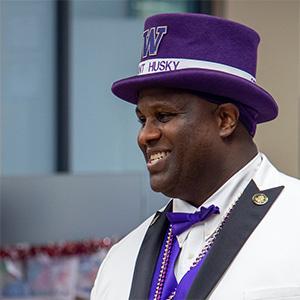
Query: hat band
xmin=138 ymin=58 xmax=256 ymax=83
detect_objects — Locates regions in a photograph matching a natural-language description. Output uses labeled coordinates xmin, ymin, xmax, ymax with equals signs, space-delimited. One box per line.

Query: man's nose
xmin=138 ymin=120 xmax=161 ymax=146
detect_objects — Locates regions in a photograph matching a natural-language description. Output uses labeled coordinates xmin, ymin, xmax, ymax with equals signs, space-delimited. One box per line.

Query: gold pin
xmin=252 ymin=193 xmax=268 ymax=205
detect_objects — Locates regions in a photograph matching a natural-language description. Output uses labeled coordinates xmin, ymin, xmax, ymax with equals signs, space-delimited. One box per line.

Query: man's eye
xmin=137 ymin=117 xmax=146 ymax=126
xmin=156 ymin=112 xmax=175 ymax=123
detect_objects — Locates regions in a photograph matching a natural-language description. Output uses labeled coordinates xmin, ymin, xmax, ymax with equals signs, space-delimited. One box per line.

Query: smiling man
xmin=135 ymin=88 xmax=257 ymax=206
xmin=91 ymin=13 xmax=300 ymax=300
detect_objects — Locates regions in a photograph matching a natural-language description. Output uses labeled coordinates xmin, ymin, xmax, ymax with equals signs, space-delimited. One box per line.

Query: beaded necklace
xmin=153 ymin=199 xmax=239 ymax=300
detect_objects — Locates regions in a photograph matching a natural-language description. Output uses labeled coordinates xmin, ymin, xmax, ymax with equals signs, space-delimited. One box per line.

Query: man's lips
xmin=146 ymin=150 xmax=171 ymax=170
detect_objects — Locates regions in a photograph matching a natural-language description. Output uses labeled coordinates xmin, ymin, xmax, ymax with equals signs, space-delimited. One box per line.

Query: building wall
xmin=225 ymin=0 xmax=300 ymax=177
xmin=1 ymin=0 xmax=56 ymax=175
xmin=1 ymin=173 xmax=168 ymax=245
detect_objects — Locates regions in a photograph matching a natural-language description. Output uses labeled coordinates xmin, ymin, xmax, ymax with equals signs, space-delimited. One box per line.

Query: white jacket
xmin=91 ymin=155 xmax=300 ymax=299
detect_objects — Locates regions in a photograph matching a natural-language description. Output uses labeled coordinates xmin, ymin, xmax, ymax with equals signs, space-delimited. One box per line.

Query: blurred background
xmin=0 ymin=0 xmax=299 ymax=298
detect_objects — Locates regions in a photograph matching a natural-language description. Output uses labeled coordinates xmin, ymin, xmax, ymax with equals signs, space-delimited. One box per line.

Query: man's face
xmin=136 ymin=87 xmax=222 ymax=202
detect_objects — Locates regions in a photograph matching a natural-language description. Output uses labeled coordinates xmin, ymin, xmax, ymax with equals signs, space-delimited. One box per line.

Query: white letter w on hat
xmin=142 ymin=26 xmax=168 ymax=58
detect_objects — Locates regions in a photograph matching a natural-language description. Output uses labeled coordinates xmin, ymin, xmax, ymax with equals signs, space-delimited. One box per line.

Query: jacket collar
xmin=252 ymin=153 xmax=282 ymax=190
xmin=187 ymin=179 xmax=284 ymax=299
xmin=188 ymin=155 xmax=285 ymax=298
xmin=129 ymin=201 xmax=173 ymax=299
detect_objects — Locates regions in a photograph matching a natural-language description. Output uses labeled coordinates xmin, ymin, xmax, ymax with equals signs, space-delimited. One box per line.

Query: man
xmin=91 ymin=13 xmax=300 ymax=299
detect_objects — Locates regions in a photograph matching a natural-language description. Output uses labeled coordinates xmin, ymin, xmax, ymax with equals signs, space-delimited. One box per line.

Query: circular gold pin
xmin=252 ymin=193 xmax=268 ymax=205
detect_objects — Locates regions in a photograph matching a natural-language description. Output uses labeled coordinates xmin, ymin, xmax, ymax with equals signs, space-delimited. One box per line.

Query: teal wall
xmin=1 ymin=0 xmax=146 ymax=175
xmin=70 ymin=16 xmax=145 ymax=173
xmin=1 ymin=0 xmax=56 ymax=175
xmin=0 ymin=0 xmax=203 ymax=245
xmin=0 ymin=0 xmax=161 ymax=246
xmin=1 ymin=173 xmax=168 ymax=245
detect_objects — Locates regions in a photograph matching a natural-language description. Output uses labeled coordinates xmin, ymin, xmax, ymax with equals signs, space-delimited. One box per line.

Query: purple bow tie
xmin=166 ymin=204 xmax=220 ymax=236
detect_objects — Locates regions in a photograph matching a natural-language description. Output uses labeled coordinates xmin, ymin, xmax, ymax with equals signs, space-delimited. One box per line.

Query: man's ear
xmin=215 ymin=103 xmax=239 ymax=138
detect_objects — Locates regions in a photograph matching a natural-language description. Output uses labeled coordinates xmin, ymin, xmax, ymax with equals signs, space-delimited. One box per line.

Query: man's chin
xmin=149 ymin=175 xmax=176 ymax=198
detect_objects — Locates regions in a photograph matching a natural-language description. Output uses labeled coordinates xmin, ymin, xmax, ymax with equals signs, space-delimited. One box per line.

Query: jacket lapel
xmin=187 ymin=180 xmax=284 ymax=300
xmin=129 ymin=201 xmax=173 ymax=299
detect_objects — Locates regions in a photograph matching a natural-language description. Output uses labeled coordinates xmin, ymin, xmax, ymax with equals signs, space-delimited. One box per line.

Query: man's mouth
xmin=147 ymin=151 xmax=170 ymax=166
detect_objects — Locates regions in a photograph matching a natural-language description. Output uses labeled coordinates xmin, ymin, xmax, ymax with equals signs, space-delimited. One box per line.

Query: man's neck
xmin=180 ymin=147 xmax=258 ymax=207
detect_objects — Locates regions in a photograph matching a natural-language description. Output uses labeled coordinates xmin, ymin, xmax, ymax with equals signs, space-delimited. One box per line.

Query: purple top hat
xmin=112 ymin=13 xmax=278 ymax=135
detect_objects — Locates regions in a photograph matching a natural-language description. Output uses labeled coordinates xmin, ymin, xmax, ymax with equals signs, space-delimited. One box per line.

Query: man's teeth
xmin=149 ymin=152 xmax=169 ymax=165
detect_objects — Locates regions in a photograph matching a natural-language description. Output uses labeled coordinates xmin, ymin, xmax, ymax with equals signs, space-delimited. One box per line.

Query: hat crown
xmin=141 ymin=13 xmax=260 ymax=77
xmin=111 ymin=13 xmax=278 ymax=129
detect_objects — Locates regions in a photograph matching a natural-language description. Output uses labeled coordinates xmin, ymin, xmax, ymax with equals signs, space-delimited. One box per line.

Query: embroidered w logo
xmin=142 ymin=26 xmax=168 ymax=58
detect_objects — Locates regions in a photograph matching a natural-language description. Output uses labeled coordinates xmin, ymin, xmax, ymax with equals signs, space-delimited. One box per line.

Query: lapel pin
xmin=252 ymin=193 xmax=269 ymax=205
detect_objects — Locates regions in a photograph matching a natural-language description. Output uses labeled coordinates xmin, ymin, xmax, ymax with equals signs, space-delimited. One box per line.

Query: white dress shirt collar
xmin=172 ymin=153 xmax=263 ymax=247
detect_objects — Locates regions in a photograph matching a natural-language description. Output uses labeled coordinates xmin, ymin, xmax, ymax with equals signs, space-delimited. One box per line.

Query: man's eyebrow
xmin=135 ymin=107 xmax=141 ymax=114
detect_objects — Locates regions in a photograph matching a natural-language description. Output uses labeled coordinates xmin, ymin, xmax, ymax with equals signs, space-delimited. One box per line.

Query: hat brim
xmin=111 ymin=69 xmax=278 ymax=123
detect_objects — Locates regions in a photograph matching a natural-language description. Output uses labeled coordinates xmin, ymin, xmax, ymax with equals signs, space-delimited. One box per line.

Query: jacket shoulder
xmin=277 ymin=171 xmax=300 ymax=198
xmin=90 ymin=209 xmax=163 ymax=299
